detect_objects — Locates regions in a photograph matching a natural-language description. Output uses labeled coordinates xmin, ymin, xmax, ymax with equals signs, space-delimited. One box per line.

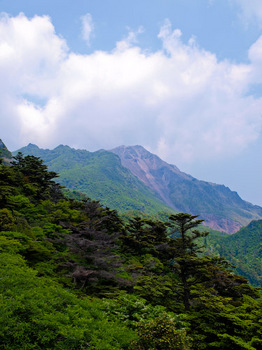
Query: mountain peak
xmin=110 ymin=144 xmax=262 ymax=233
xmin=111 ymin=145 xmax=148 ymax=156
xmin=54 ymin=144 xmax=72 ymax=151
xmin=111 ymin=145 xmax=186 ymax=177
xmin=26 ymin=143 xmax=40 ymax=150
xmin=111 ymin=145 xmax=192 ymax=209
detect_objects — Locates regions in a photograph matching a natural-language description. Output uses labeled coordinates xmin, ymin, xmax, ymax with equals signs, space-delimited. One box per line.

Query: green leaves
xmin=11 ymin=152 xmax=63 ymax=202
xmin=1 ymin=152 xmax=262 ymax=350
xmin=130 ymin=313 xmax=191 ymax=350
xmin=0 ymin=253 xmax=136 ymax=349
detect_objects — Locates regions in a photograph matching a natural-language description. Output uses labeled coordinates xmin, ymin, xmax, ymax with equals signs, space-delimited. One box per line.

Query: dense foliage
xmin=215 ymin=220 xmax=262 ymax=287
xmin=199 ymin=221 xmax=262 ymax=288
xmin=0 ymin=153 xmax=262 ymax=349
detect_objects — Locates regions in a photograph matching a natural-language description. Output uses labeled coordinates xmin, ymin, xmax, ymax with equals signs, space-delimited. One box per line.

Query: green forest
xmin=1 ymin=153 xmax=262 ymax=349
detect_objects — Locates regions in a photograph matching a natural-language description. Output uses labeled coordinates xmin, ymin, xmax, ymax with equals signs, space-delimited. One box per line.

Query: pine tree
xmin=11 ymin=152 xmax=63 ymax=202
xmin=169 ymin=213 xmax=209 ymax=310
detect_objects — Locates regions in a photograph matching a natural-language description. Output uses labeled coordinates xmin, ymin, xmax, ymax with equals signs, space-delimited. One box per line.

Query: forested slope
xmin=15 ymin=143 xmax=173 ymax=215
xmin=216 ymin=220 xmax=262 ymax=286
xmin=0 ymin=139 xmax=12 ymax=163
xmin=1 ymin=153 xmax=262 ymax=349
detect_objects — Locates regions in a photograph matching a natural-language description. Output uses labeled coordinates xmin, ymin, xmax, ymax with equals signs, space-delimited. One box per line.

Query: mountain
xmin=111 ymin=145 xmax=262 ymax=233
xmin=0 ymin=139 xmax=12 ymax=163
xmin=15 ymin=143 xmax=262 ymax=233
xmin=14 ymin=144 xmax=173 ymax=215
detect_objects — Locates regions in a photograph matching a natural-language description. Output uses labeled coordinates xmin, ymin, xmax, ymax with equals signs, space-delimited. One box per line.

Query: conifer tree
xmin=169 ymin=213 xmax=209 ymax=310
xmin=11 ymin=152 xmax=63 ymax=201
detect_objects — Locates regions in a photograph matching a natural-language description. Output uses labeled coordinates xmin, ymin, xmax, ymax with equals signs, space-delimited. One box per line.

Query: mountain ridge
xmin=13 ymin=142 xmax=262 ymax=233
xmin=111 ymin=145 xmax=262 ymax=233
xmin=14 ymin=143 xmax=173 ymax=215
xmin=110 ymin=145 xmax=192 ymax=209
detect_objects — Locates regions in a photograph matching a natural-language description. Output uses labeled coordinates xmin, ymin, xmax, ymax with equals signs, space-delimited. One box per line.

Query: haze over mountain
xmin=15 ymin=142 xmax=262 ymax=234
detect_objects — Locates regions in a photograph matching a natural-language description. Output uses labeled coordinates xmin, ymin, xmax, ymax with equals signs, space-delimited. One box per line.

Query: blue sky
xmin=1 ymin=0 xmax=262 ymax=205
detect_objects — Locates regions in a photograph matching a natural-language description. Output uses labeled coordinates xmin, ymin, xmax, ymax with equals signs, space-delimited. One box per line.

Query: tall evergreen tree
xmin=169 ymin=213 xmax=209 ymax=310
xmin=11 ymin=152 xmax=63 ymax=202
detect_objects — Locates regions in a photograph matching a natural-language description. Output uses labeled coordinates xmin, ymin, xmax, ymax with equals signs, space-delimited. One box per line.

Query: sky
xmin=1 ymin=0 xmax=262 ymax=205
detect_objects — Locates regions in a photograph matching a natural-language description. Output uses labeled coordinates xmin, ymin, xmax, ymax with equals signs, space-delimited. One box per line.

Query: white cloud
xmin=81 ymin=13 xmax=94 ymax=46
xmin=232 ymin=0 xmax=262 ymax=25
xmin=115 ymin=26 xmax=144 ymax=51
xmin=0 ymin=12 xmax=67 ymax=95
xmin=1 ymin=13 xmax=262 ymax=166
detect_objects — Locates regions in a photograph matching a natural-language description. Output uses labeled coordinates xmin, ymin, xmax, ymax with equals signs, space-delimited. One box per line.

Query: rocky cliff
xmin=111 ymin=145 xmax=262 ymax=233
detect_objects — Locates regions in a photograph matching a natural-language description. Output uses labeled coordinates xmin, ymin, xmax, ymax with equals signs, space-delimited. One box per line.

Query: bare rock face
xmin=111 ymin=145 xmax=262 ymax=233
xmin=111 ymin=145 xmax=191 ymax=208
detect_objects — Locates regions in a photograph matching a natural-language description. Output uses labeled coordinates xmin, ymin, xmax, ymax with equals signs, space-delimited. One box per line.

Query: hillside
xmin=10 ymin=141 xmax=262 ymax=286
xmin=0 ymin=152 xmax=262 ymax=349
xmin=15 ymin=143 xmax=173 ymax=215
xmin=0 ymin=139 xmax=12 ymax=163
xmin=111 ymin=145 xmax=262 ymax=233
xmin=216 ymin=220 xmax=262 ymax=286
xmin=15 ymin=143 xmax=262 ymax=233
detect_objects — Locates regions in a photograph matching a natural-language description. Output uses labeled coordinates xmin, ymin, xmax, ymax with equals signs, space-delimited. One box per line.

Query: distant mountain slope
xmin=15 ymin=143 xmax=262 ymax=233
xmin=15 ymin=144 xmax=173 ymax=215
xmin=111 ymin=145 xmax=262 ymax=233
xmin=216 ymin=220 xmax=262 ymax=286
xmin=0 ymin=139 xmax=12 ymax=163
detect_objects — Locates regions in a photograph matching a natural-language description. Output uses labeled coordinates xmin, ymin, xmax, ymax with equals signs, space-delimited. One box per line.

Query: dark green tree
xmin=169 ymin=213 xmax=209 ymax=310
xmin=11 ymin=152 xmax=63 ymax=202
xmin=130 ymin=313 xmax=191 ymax=350
xmin=121 ymin=217 xmax=170 ymax=257
xmin=0 ymin=162 xmax=22 ymax=208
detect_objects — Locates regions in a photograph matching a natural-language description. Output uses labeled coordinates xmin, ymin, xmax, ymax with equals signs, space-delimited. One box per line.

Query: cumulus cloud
xmin=81 ymin=13 xmax=94 ymax=46
xmin=1 ymin=13 xmax=262 ymax=166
